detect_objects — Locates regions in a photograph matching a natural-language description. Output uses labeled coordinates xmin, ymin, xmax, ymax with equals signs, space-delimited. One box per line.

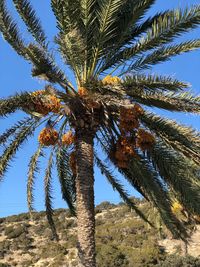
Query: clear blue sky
xmin=0 ymin=0 xmax=200 ymax=217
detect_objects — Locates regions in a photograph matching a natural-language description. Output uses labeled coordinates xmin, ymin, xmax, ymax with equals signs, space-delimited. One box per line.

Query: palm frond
xmin=28 ymin=44 xmax=73 ymax=91
xmin=51 ymin=0 xmax=82 ymax=34
xmin=127 ymin=157 xmax=187 ymax=240
xmin=80 ymin=0 xmax=96 ymax=28
xmin=132 ymin=5 xmax=200 ymax=42
xmin=150 ymin=141 xmax=200 ymax=216
xmin=13 ymin=0 xmax=46 ymax=46
xmin=0 ymin=92 xmax=34 ymax=117
xmin=97 ymin=130 xmax=187 ymax=239
xmin=98 ymin=0 xmax=156 ymax=54
xmin=44 ymin=151 xmax=59 ymax=241
xmin=55 ymin=31 xmax=85 ymax=81
xmin=100 ymin=6 xmax=200 ymax=71
xmin=126 ymin=89 xmax=200 ymax=113
xmin=133 ymin=6 xmax=200 ymax=51
xmin=95 ymin=154 xmax=153 ymax=226
xmin=89 ymin=0 xmax=124 ymax=75
xmin=51 ymin=0 xmax=65 ymax=31
xmin=117 ymin=0 xmax=156 ymax=33
xmin=0 ymin=2 xmax=72 ymax=92
xmin=122 ymin=74 xmax=189 ymax=92
xmin=0 ymin=118 xmax=37 ymax=181
xmin=27 ymin=145 xmax=43 ymax=213
xmin=121 ymin=11 xmax=169 ymax=46
xmin=51 ymin=0 xmax=85 ymax=81
xmin=0 ymin=117 xmax=32 ymax=146
xmin=56 ymin=147 xmax=76 ymax=215
xmin=27 ymin=43 xmax=69 ymax=85
xmin=130 ymin=40 xmax=200 ymax=71
xmin=99 ymin=11 xmax=168 ymax=73
xmin=76 ymin=0 xmax=99 ymax=79
xmin=96 ymin=131 xmax=151 ymax=199
xmin=141 ymin=112 xmax=200 ymax=164
xmin=0 ymin=0 xmax=28 ymax=58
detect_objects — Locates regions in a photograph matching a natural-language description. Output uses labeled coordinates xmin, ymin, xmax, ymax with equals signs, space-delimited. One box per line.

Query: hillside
xmin=0 ymin=200 xmax=200 ymax=267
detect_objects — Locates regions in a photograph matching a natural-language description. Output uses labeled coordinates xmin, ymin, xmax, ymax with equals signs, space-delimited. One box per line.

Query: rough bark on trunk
xmin=75 ymin=131 xmax=96 ymax=267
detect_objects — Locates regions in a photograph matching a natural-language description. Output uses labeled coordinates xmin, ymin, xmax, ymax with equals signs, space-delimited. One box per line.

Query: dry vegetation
xmin=0 ymin=199 xmax=199 ymax=267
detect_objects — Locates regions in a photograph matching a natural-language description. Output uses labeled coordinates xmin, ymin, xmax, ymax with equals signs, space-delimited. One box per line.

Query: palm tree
xmin=0 ymin=1 xmax=200 ymax=266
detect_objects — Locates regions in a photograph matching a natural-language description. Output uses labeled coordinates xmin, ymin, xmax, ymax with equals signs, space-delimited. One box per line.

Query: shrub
xmin=155 ymin=255 xmax=200 ymax=267
xmin=95 ymin=201 xmax=116 ymax=213
xmin=96 ymin=244 xmax=129 ymax=267
xmin=5 ymin=215 xmax=18 ymax=223
xmin=138 ymin=242 xmax=165 ymax=266
xmin=39 ymin=242 xmax=68 ymax=258
xmin=0 ymin=218 xmax=5 ymax=224
xmin=0 ymin=240 xmax=11 ymax=251
xmin=96 ymin=218 xmax=104 ymax=226
xmin=48 ymin=254 xmax=68 ymax=267
xmin=6 ymin=225 xmax=27 ymax=239
xmin=65 ymin=219 xmax=77 ymax=228
xmin=32 ymin=211 xmax=46 ymax=221
xmin=18 ymin=236 xmax=34 ymax=250
xmin=56 ymin=218 xmax=76 ymax=231
xmin=15 ymin=213 xmax=29 ymax=221
xmin=20 ymin=260 xmax=33 ymax=267
xmin=33 ymin=223 xmax=48 ymax=236
xmin=60 ymin=230 xmax=69 ymax=241
xmin=4 ymin=213 xmax=29 ymax=223
xmin=43 ymin=228 xmax=53 ymax=238
xmin=4 ymin=226 xmax=15 ymax=236
xmin=57 ymin=213 xmax=66 ymax=221
xmin=64 ymin=234 xmax=77 ymax=249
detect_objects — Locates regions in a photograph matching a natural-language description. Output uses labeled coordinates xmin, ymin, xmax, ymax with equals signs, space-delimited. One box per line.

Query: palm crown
xmin=0 ymin=1 xmax=200 ymax=266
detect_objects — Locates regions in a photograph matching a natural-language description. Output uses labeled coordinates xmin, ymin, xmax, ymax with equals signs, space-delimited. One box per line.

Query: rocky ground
xmin=0 ymin=200 xmax=199 ymax=267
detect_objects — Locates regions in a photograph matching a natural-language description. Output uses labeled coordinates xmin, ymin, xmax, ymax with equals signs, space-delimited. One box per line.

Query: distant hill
xmin=0 ymin=199 xmax=199 ymax=267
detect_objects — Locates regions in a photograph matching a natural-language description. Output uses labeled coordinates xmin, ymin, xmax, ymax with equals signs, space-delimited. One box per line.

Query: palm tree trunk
xmin=75 ymin=130 xmax=96 ymax=267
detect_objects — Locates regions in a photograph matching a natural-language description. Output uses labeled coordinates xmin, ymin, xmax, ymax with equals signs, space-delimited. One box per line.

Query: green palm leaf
xmin=0 ymin=117 xmax=32 ymax=146
xmin=126 ymin=90 xmax=200 ymax=113
xmin=0 ymin=118 xmax=37 ymax=181
xmin=150 ymin=141 xmax=200 ymax=216
xmin=101 ymin=6 xmax=200 ymax=72
xmin=95 ymin=154 xmax=153 ymax=226
xmin=141 ymin=112 xmax=200 ymax=164
xmin=0 ymin=0 xmax=28 ymax=58
xmin=44 ymin=151 xmax=59 ymax=241
xmin=56 ymin=147 xmax=76 ymax=215
xmin=122 ymin=74 xmax=189 ymax=92
xmin=0 ymin=93 xmax=33 ymax=117
xmin=130 ymin=40 xmax=200 ymax=71
xmin=13 ymin=0 xmax=46 ymax=45
xmin=27 ymin=145 xmax=43 ymax=213
xmin=127 ymin=157 xmax=188 ymax=240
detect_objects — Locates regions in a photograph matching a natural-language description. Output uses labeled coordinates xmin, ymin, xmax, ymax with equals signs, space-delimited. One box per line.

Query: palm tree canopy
xmin=0 ymin=0 xmax=200 ymax=241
